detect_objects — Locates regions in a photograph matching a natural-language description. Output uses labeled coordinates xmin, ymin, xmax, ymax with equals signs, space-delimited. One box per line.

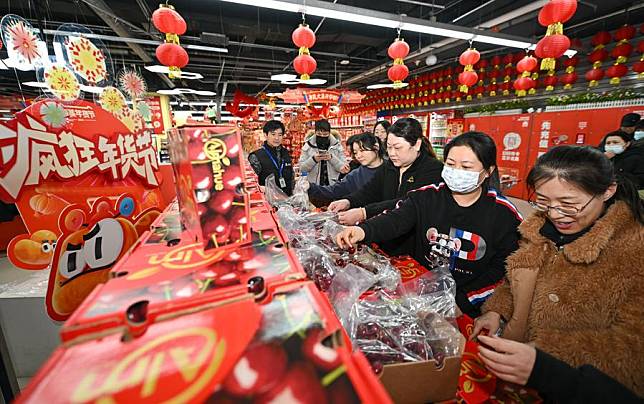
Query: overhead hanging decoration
xmin=607 ymin=25 xmax=635 ymax=84
xmin=634 ymin=40 xmax=644 ymax=79
xmin=44 ymin=65 xmax=81 ymax=101
xmin=458 ymin=47 xmax=480 ymax=94
xmin=225 ymin=89 xmax=258 ymax=119
xmin=1 ymin=16 xmax=41 ymax=66
xmin=535 ymin=0 xmax=577 ymax=71
xmin=387 ymin=37 xmax=410 ymax=89
xmin=514 ymin=55 xmax=537 ymax=96
xmin=560 ymin=55 xmax=579 ymax=89
xmin=65 ymin=36 xmax=107 ymax=84
xmin=118 ymin=69 xmax=147 ymax=100
xmin=152 ymin=4 xmax=188 ymax=79
xmin=99 ymin=86 xmax=128 ymax=116
xmin=291 ymin=22 xmax=317 ymax=81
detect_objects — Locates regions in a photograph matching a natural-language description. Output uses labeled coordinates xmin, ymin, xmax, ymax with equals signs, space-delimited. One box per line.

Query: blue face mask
xmin=634 ymin=131 xmax=644 ymax=141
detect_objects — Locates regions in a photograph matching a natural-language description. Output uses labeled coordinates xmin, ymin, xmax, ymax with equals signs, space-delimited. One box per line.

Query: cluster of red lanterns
xmin=387 ymin=38 xmax=410 ymax=88
xmin=458 ymin=48 xmax=480 ymax=94
xmin=635 ymin=39 xmax=644 ymax=78
xmin=514 ymin=55 xmax=537 ymax=96
xmin=292 ymin=24 xmax=317 ymax=80
xmin=560 ymin=55 xmax=579 ymax=89
xmin=152 ymin=4 xmax=189 ymax=79
xmin=535 ymin=0 xmax=577 ymax=71
xmin=607 ymin=25 xmax=636 ymax=84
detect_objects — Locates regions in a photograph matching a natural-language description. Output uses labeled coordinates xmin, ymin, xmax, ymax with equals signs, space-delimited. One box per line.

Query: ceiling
xmin=1 ymin=0 xmax=642 ymax=106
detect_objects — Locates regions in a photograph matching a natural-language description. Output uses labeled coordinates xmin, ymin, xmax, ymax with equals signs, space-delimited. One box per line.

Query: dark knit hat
xmin=621 ymin=113 xmax=641 ymax=128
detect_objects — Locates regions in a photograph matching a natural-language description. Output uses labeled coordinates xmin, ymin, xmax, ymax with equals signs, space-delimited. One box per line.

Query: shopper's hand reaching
xmin=477 ymin=335 xmax=537 ymax=386
xmin=338 ymin=208 xmax=365 ymax=225
xmin=340 ymin=164 xmax=351 ymax=174
xmin=335 ymin=226 xmax=365 ymax=249
xmin=471 ymin=311 xmax=501 ymax=340
xmin=328 ymin=199 xmax=350 ymax=212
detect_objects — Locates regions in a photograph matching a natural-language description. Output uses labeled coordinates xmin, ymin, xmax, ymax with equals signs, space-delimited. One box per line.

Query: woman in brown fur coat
xmin=472 ymin=145 xmax=644 ymax=398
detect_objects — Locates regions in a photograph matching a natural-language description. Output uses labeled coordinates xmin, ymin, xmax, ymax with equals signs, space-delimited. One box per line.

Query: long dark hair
xmin=373 ymin=120 xmax=391 ymax=135
xmin=443 ymin=131 xmax=501 ymax=191
xmin=526 ymin=145 xmax=644 ymax=224
xmin=351 ymin=132 xmax=384 ymax=159
xmin=388 ymin=118 xmax=437 ymax=159
xmin=598 ymin=130 xmax=632 ymax=152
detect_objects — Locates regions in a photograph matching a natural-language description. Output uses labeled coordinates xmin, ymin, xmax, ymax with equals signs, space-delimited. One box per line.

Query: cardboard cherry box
xmin=61 ymin=222 xmax=306 ymax=342
xmin=167 ymin=124 xmax=251 ymax=251
xmin=19 ymin=282 xmax=392 ymax=404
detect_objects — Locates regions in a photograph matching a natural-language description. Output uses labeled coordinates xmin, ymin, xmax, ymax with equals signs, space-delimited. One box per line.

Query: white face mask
xmin=634 ymin=131 xmax=644 ymax=141
xmin=442 ymin=166 xmax=485 ymax=193
xmin=605 ymin=144 xmax=625 ymax=155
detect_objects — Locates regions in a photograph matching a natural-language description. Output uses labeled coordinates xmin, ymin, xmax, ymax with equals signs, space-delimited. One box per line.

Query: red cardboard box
xmin=61 ymin=222 xmax=306 ymax=342
xmin=168 ymin=125 xmax=251 ymax=250
xmin=19 ymin=282 xmax=392 ymax=404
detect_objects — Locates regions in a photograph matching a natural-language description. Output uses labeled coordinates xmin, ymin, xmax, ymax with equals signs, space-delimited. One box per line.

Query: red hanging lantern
xmin=559 ymin=72 xmax=578 ymax=88
xmin=606 ymin=64 xmax=628 ymax=85
xmin=458 ymin=48 xmax=480 ymax=92
xmin=514 ymin=56 xmax=538 ymax=96
xmin=291 ymin=23 xmax=317 ymax=80
xmin=633 ymin=61 xmax=644 ymax=79
xmin=591 ymin=31 xmax=612 ymax=49
xmin=513 ymin=77 xmax=535 ymax=96
xmin=543 ymin=74 xmax=558 ymax=91
xmin=156 ymin=43 xmax=189 ymax=68
xmin=386 ymin=38 xmax=409 ymax=88
xmin=152 ymin=4 xmax=189 ymax=79
xmin=584 ymin=68 xmax=604 ymax=87
xmin=614 ymin=25 xmax=636 ymax=44
xmin=536 ymin=0 xmax=577 ymax=70
xmin=152 ymin=5 xmax=187 ymax=36
xmin=293 ymin=54 xmax=317 ymax=80
xmin=292 ymin=24 xmax=316 ymax=50
xmin=516 ymin=56 xmax=538 ymax=73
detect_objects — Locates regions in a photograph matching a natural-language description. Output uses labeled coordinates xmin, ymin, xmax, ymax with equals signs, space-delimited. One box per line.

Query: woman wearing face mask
xmin=334 ymin=132 xmax=522 ymax=317
xmin=600 ymin=130 xmax=644 ymax=189
xmin=328 ymin=118 xmax=443 ymax=256
xmin=472 ymin=145 xmax=644 ymax=397
xmin=308 ymin=133 xmax=384 ymax=202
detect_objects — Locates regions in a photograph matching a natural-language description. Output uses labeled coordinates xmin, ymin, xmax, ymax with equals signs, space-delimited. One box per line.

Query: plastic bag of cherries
xmin=348 ymin=272 xmax=461 ymax=374
xmin=265 ymin=174 xmax=311 ymax=212
xmin=327 ymin=264 xmax=377 ymax=332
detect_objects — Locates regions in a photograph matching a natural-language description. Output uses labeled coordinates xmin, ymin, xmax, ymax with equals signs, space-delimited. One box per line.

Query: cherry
xmin=302 ymin=328 xmax=342 ymax=371
xmin=208 ymin=190 xmax=236 ymax=214
xmin=347 ymin=246 xmax=356 ymax=254
xmin=247 ymin=276 xmax=265 ymax=296
xmin=370 ymin=361 xmax=384 ymax=375
xmin=334 ymin=258 xmax=347 ymax=267
xmin=223 ymin=343 xmax=288 ymax=397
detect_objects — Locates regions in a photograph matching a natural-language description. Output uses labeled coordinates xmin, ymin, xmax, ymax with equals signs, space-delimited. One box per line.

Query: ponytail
xmin=420 ymin=137 xmax=437 ymax=159
xmin=614 ymin=174 xmax=644 ymax=225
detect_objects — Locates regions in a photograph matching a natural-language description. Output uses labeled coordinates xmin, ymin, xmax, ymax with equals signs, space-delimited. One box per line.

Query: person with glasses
xmin=328 ymin=118 xmax=443 ymax=256
xmin=472 ymin=145 xmax=644 ymax=398
xmin=334 ymin=132 xmax=522 ymax=318
xmin=248 ymin=120 xmax=294 ymax=195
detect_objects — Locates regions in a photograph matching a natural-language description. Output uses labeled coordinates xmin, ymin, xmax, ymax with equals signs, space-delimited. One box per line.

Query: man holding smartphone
xmin=299 ymin=119 xmax=348 ymax=186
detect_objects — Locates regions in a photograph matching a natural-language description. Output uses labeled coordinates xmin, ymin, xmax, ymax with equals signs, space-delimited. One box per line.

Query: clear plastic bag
xmin=327 ymin=263 xmax=377 ymax=332
xmin=292 ymin=243 xmax=337 ymax=291
xmin=349 ymin=270 xmax=461 ymax=373
xmin=264 ymin=174 xmax=289 ymax=207
xmin=265 ymin=174 xmax=311 ymax=212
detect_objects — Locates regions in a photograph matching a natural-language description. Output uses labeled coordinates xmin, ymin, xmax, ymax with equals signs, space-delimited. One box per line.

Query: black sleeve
xmin=248 ymin=152 xmax=262 ymax=176
xmin=364 ymin=198 xmax=399 ymax=218
xmin=359 ymin=193 xmax=419 ymax=244
xmin=346 ymin=165 xmax=384 ymax=207
xmin=527 ymin=349 xmax=641 ymax=404
xmin=456 ymin=212 xmax=521 ymax=317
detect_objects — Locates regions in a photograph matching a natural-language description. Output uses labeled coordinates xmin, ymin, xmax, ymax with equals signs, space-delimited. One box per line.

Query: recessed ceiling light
xmin=157 ymin=88 xmax=216 ymax=96
xmin=340 ymin=60 xmax=350 ymax=65
xmin=144 ymin=65 xmax=204 ymax=80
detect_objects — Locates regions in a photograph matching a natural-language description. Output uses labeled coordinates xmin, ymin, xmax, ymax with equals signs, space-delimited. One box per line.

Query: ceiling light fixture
xmin=216 ymin=0 xmax=537 ymax=50
xmin=270 ymin=73 xmax=327 ymax=85
xmin=340 ymin=60 xmax=350 ymax=65
xmin=157 ymin=88 xmax=217 ymax=96
xmin=145 ymin=65 xmax=204 ymax=79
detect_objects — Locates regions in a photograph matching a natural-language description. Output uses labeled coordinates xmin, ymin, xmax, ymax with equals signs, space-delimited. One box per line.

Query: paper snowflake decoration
xmin=6 ymin=20 xmax=41 ymax=64
xmin=136 ymin=101 xmax=152 ymax=121
xmin=119 ymin=108 xmax=144 ymax=133
xmin=99 ymin=87 xmax=127 ymax=115
xmin=39 ymin=102 xmax=68 ymax=128
xmin=66 ymin=36 xmax=107 ymax=84
xmin=44 ymin=65 xmax=80 ymax=101
xmin=119 ymin=70 xmax=147 ymax=99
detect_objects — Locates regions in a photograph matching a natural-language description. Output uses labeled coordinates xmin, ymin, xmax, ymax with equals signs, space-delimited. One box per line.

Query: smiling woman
xmin=475 ymin=145 xmax=644 ymax=397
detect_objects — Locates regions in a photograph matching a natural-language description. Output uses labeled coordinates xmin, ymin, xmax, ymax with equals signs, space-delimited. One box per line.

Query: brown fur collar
xmin=517 ymin=201 xmax=635 ymax=264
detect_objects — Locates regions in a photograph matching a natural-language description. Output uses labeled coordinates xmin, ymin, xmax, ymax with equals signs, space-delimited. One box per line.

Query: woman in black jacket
xmin=477 ymin=335 xmax=641 ymax=403
xmin=335 ymin=132 xmax=522 ymax=317
xmin=328 ymin=118 xmax=443 ymax=255
xmin=600 ymin=130 xmax=644 ymax=189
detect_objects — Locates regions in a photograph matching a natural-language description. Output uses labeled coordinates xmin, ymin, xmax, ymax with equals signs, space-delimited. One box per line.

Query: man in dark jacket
xmin=248 ymin=120 xmax=294 ymax=195
xmin=619 ymin=112 xmax=640 ymax=136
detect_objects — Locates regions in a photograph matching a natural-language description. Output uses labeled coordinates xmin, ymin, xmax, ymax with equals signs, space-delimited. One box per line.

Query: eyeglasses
xmin=528 ymin=194 xmax=596 ymax=217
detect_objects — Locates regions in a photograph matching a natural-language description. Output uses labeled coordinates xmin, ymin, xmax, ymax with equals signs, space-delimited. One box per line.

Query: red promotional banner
xmin=465 ymin=114 xmax=532 ymax=199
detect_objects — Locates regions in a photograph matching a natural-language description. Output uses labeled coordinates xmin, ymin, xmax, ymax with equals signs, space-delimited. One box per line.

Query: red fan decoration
xmin=535 ymin=0 xmax=577 ymax=70
xmin=292 ymin=23 xmax=317 ymax=80
xmin=225 ymin=90 xmax=258 ymax=118
xmin=387 ymin=38 xmax=410 ymax=88
xmin=458 ymin=48 xmax=480 ymax=93
xmin=152 ymin=4 xmax=188 ymax=79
